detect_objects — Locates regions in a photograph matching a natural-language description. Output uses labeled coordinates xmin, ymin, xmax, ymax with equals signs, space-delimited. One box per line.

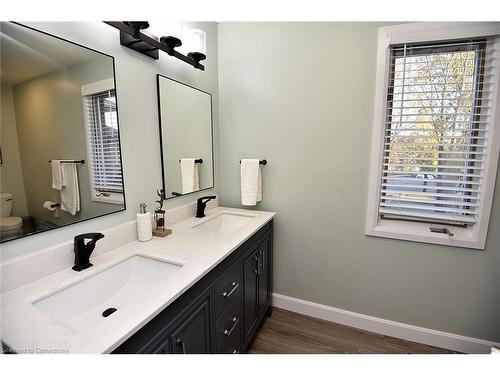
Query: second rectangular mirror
xmin=157 ymin=75 xmax=214 ymax=198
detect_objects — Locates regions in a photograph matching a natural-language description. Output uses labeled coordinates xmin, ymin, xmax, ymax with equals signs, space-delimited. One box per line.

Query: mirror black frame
xmin=156 ymin=74 xmax=215 ymax=200
xmin=0 ymin=22 xmax=126 ymax=244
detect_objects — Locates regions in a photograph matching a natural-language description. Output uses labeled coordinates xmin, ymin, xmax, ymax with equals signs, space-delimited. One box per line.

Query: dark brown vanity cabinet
xmin=113 ymin=219 xmax=273 ymax=354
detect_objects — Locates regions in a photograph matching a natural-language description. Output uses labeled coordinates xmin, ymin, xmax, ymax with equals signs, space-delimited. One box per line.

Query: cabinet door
xmin=170 ymin=296 xmax=212 ymax=354
xmin=150 ymin=340 xmax=172 ymax=354
xmin=257 ymin=236 xmax=272 ymax=316
xmin=243 ymin=249 xmax=259 ymax=339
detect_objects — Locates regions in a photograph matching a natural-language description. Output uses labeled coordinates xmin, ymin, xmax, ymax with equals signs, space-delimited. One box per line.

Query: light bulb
xmin=181 ymin=28 xmax=206 ymax=55
xmin=148 ymin=21 xmax=183 ymax=39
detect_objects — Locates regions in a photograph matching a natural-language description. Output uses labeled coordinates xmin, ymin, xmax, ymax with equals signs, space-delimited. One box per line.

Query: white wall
xmin=217 ymin=22 xmax=500 ymax=342
xmin=0 ymin=22 xmax=219 ymax=260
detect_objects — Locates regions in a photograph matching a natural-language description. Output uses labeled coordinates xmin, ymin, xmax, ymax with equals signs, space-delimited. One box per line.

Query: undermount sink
xmin=33 ymin=255 xmax=182 ymax=330
xmin=192 ymin=212 xmax=256 ymax=234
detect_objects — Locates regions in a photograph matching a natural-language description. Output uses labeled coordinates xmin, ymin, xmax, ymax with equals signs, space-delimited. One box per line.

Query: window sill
xmin=91 ymin=192 xmax=124 ymax=206
xmin=365 ymin=219 xmax=484 ymax=250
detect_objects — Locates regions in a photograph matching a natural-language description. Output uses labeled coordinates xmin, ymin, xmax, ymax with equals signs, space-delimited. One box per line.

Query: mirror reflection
xmin=157 ymin=75 xmax=214 ymax=198
xmin=0 ymin=22 xmax=125 ymax=243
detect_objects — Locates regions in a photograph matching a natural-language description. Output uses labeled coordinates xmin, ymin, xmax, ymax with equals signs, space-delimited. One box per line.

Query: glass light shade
xmin=148 ymin=21 xmax=183 ymax=39
xmin=182 ymin=28 xmax=206 ymax=55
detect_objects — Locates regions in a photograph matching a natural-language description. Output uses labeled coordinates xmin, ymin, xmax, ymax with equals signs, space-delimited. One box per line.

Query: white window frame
xmin=366 ymin=22 xmax=500 ymax=249
xmin=81 ymin=78 xmax=124 ymax=205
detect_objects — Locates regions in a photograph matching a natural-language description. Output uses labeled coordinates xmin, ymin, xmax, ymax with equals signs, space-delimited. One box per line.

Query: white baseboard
xmin=272 ymin=293 xmax=499 ymax=354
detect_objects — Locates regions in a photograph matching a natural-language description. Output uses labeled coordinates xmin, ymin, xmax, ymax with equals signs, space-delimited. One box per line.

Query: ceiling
xmin=1 ymin=22 xmax=107 ymax=86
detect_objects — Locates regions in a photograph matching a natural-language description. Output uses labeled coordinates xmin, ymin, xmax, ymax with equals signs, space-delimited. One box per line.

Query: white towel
xmin=241 ymin=159 xmax=262 ymax=206
xmin=180 ymin=158 xmax=200 ymax=194
xmin=51 ymin=160 xmax=64 ymax=190
xmin=60 ymin=163 xmax=80 ymax=216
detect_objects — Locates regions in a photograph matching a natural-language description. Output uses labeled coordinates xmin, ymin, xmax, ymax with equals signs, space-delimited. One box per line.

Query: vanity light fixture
xmin=183 ymin=28 xmax=207 ymax=65
xmin=104 ymin=21 xmax=206 ymax=70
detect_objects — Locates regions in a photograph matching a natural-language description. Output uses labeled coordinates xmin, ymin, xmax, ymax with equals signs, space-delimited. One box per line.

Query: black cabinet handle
xmin=222 ymin=282 xmax=239 ymax=298
xmin=253 ymin=253 xmax=259 ymax=274
xmin=224 ymin=317 xmax=239 ymax=336
xmin=176 ymin=338 xmax=187 ymax=354
xmin=257 ymin=249 xmax=264 ymax=275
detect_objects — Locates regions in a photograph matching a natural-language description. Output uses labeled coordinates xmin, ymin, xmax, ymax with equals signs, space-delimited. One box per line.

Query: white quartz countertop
xmin=1 ymin=207 xmax=275 ymax=353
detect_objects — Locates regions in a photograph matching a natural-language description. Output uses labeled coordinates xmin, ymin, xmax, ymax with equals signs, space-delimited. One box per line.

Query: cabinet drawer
xmin=214 ymin=264 xmax=242 ymax=321
xmin=215 ymin=302 xmax=242 ymax=354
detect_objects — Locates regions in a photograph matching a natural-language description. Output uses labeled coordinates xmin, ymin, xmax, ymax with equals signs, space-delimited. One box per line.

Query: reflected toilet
xmin=0 ymin=193 xmax=23 ymax=237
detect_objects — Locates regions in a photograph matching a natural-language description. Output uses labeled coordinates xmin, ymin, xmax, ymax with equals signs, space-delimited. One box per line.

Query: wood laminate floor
xmin=247 ymin=308 xmax=458 ymax=354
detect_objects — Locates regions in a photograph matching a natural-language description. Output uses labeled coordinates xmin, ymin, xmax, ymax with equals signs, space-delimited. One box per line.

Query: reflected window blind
xmin=84 ymin=89 xmax=123 ymax=193
xmin=379 ymin=39 xmax=494 ymax=225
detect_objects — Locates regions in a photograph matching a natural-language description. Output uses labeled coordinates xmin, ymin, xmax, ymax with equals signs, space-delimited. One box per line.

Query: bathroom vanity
xmin=113 ymin=217 xmax=273 ymax=354
xmin=1 ymin=207 xmax=275 ymax=353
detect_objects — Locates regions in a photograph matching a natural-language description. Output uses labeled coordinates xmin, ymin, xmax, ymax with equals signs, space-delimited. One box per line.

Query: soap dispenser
xmin=136 ymin=203 xmax=153 ymax=242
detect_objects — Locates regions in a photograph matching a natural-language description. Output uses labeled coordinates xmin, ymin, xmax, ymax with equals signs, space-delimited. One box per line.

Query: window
xmin=381 ymin=39 xmax=487 ymax=225
xmin=366 ymin=23 xmax=500 ymax=249
xmin=82 ymin=79 xmax=124 ymax=205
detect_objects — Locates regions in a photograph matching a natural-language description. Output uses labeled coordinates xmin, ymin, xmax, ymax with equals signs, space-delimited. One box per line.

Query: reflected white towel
xmin=180 ymin=158 xmax=200 ymax=194
xmin=51 ymin=160 xmax=64 ymax=190
xmin=60 ymin=163 xmax=80 ymax=216
xmin=241 ymin=159 xmax=262 ymax=206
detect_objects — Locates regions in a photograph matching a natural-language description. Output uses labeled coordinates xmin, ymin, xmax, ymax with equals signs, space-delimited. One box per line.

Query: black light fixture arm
xmin=123 ymin=21 xmax=150 ymax=39
xmin=104 ymin=21 xmax=205 ymax=71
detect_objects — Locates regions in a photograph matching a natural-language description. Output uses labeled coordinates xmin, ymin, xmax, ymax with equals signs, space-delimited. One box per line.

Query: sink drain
xmin=102 ymin=307 xmax=117 ymax=317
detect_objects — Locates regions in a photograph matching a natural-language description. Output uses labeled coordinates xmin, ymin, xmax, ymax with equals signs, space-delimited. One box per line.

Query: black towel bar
xmin=179 ymin=159 xmax=203 ymax=164
xmin=48 ymin=160 xmax=85 ymax=164
xmin=239 ymin=159 xmax=267 ymax=165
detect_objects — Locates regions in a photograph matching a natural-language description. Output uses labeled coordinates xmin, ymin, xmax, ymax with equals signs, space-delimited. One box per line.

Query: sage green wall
xmin=1 ymin=21 xmax=219 ymax=260
xmin=13 ymin=58 xmax=118 ymax=226
xmin=0 ymin=84 xmax=28 ymax=217
xmin=217 ymin=22 xmax=500 ymax=342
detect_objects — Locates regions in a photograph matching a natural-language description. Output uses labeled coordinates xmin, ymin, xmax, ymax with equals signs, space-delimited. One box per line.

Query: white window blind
xmin=83 ymin=89 xmax=123 ymax=193
xmin=379 ymin=39 xmax=494 ymax=225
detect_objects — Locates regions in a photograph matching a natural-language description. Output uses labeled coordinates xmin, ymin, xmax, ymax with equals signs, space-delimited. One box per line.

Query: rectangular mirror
xmin=157 ymin=75 xmax=214 ymax=199
xmin=0 ymin=22 xmax=125 ymax=243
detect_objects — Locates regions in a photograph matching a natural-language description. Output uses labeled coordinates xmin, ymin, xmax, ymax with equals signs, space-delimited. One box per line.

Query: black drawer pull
xmin=222 ymin=282 xmax=239 ymax=298
xmin=176 ymin=338 xmax=187 ymax=354
xmin=224 ymin=317 xmax=239 ymax=336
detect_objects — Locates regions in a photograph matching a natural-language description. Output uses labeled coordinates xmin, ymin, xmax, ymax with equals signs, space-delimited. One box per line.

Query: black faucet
xmin=72 ymin=233 xmax=105 ymax=271
xmin=196 ymin=196 xmax=216 ymax=218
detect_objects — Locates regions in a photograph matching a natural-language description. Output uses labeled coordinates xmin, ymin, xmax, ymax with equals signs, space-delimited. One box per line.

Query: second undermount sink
xmin=33 ymin=255 xmax=182 ymax=330
xmin=192 ymin=212 xmax=256 ymax=234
